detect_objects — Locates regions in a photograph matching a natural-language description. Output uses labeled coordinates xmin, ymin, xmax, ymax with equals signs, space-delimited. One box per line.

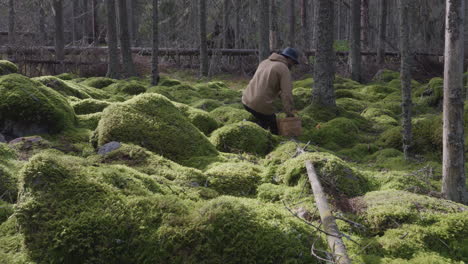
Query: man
xmin=242 ymin=47 xmax=298 ymax=135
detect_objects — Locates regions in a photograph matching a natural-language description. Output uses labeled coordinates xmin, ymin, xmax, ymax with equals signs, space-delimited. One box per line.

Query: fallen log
xmin=305 ymin=160 xmax=351 ymax=264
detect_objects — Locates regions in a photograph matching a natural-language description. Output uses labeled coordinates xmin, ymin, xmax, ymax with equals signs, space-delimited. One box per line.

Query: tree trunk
xmin=92 ymin=0 xmax=99 ymax=45
xmin=270 ymin=0 xmax=278 ymax=51
xmin=360 ymin=0 xmax=369 ymax=49
xmin=82 ymin=0 xmax=90 ymax=44
xmin=151 ymin=0 xmax=159 ymax=85
xmin=349 ymin=0 xmax=361 ymax=82
xmin=312 ymin=0 xmax=335 ymax=107
xmin=442 ymin=0 xmax=467 ymax=204
xmin=8 ymin=0 xmax=15 ymax=46
xmin=288 ymin=0 xmax=296 ymax=47
xmin=301 ymin=0 xmax=310 ymax=49
xmin=199 ymin=0 xmax=209 ymax=76
xmin=258 ymin=0 xmax=270 ymax=61
xmin=235 ymin=0 xmax=241 ymax=48
xmin=127 ymin=0 xmax=134 ymax=46
xmin=222 ymin=0 xmax=229 ymax=49
xmin=106 ymin=0 xmax=120 ymax=79
xmin=54 ymin=0 xmax=65 ymax=63
xmin=377 ymin=0 xmax=388 ymax=64
xmin=117 ymin=0 xmax=136 ymax=77
xmin=305 ymin=161 xmax=351 ymax=264
xmin=72 ymin=0 xmax=78 ymax=44
xmin=39 ymin=3 xmax=46 ymax=45
xmin=399 ymin=0 xmax=413 ymax=160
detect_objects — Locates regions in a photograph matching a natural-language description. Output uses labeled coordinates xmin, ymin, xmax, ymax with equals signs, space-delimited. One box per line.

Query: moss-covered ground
xmin=0 ymin=64 xmax=467 ymax=263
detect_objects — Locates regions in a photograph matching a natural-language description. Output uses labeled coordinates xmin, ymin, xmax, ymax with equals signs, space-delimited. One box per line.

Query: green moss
xmin=0 ymin=165 xmax=18 ymax=203
xmin=333 ymin=76 xmax=362 ymax=90
xmin=149 ymin=84 xmax=201 ymax=104
xmin=71 ymin=98 xmax=111 ymax=115
xmin=0 ymin=60 xmax=18 ymax=76
xmin=158 ymin=77 xmax=182 ymax=87
xmin=337 ymin=143 xmax=379 ymax=161
xmin=173 ymin=102 xmax=219 ymax=135
xmin=373 ymin=170 xmax=435 ymax=194
xmin=56 ymin=73 xmax=78 ymax=80
xmin=299 ymin=104 xmax=339 ymax=123
xmin=372 ymin=69 xmax=400 ymax=83
xmin=276 ymin=152 xmax=370 ymax=196
xmin=336 ymin=98 xmax=368 ymax=113
xmin=210 ymin=121 xmax=276 ymax=155
xmin=292 ymin=87 xmax=312 ymax=110
xmin=361 ymin=85 xmax=398 ymax=100
xmin=293 ymin=77 xmax=314 ymax=88
xmin=0 ymin=143 xmax=17 ymax=161
xmin=81 ymin=77 xmax=116 ymax=89
xmin=104 ymin=81 xmax=146 ymax=95
xmin=33 ymin=76 xmax=91 ymax=99
xmin=93 ymin=93 xmax=218 ymax=162
xmin=190 ymin=99 xmax=223 ymax=112
xmin=0 ymin=217 xmax=32 ymax=264
xmin=0 ymin=74 xmax=76 ymax=136
xmin=209 ymin=106 xmax=254 ymax=125
xmin=0 ymin=200 xmax=13 ymax=223
xmin=205 ymin=162 xmax=263 ymax=196
xmin=304 ymin=117 xmax=360 ymax=150
xmin=415 ymin=77 xmax=443 ymax=108
xmin=195 ymin=81 xmax=241 ymax=104
xmin=77 ymin=112 xmax=102 ymax=130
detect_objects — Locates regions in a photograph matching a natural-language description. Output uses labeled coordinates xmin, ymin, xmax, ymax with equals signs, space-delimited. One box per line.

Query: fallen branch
xmin=305 ymin=160 xmax=351 ymax=264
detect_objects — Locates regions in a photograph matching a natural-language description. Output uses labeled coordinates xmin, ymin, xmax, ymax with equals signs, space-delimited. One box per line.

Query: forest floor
xmin=0 ymin=59 xmax=467 ymax=264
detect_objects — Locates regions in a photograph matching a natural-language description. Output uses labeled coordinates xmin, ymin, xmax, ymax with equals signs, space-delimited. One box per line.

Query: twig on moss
xmin=311 ymin=236 xmax=336 ymax=263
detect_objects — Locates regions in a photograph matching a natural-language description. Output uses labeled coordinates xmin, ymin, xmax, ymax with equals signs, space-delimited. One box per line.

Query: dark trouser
xmin=243 ymin=104 xmax=278 ymax=135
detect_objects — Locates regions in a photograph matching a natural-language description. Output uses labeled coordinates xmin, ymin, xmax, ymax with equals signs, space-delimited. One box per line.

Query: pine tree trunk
xmin=82 ymin=0 xmax=90 ymax=44
xmin=288 ymin=0 xmax=295 ymax=47
xmin=360 ymin=0 xmax=369 ymax=49
xmin=312 ymin=0 xmax=335 ymax=107
xmin=442 ymin=0 xmax=467 ymax=204
xmin=54 ymin=0 xmax=65 ymax=63
xmin=8 ymin=0 xmax=15 ymax=46
xmin=199 ymin=0 xmax=209 ymax=76
xmin=399 ymin=0 xmax=413 ymax=160
xmin=92 ymin=0 xmax=99 ymax=45
xmin=235 ymin=0 xmax=241 ymax=48
xmin=222 ymin=0 xmax=229 ymax=49
xmin=72 ymin=0 xmax=78 ymax=44
xmin=377 ymin=0 xmax=388 ymax=64
xmin=151 ymin=0 xmax=159 ymax=85
xmin=258 ymin=0 xmax=270 ymax=61
xmin=349 ymin=0 xmax=361 ymax=82
xmin=127 ymin=0 xmax=134 ymax=46
xmin=301 ymin=0 xmax=310 ymax=49
xmin=270 ymin=0 xmax=278 ymax=51
xmin=106 ymin=0 xmax=120 ymax=79
xmin=117 ymin=0 xmax=136 ymax=77
xmin=39 ymin=3 xmax=47 ymax=45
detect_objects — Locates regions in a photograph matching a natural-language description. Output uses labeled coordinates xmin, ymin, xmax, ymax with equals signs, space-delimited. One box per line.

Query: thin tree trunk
xmin=235 ymin=0 xmax=241 ymax=48
xmin=117 ymin=0 xmax=136 ymax=77
xmin=312 ymin=0 xmax=335 ymax=107
xmin=270 ymin=0 xmax=278 ymax=51
xmin=92 ymin=0 xmax=99 ymax=45
xmin=301 ymin=0 xmax=310 ymax=49
xmin=349 ymin=0 xmax=361 ymax=82
xmin=305 ymin=161 xmax=351 ymax=264
xmin=222 ymin=0 xmax=229 ymax=49
xmin=442 ymin=0 xmax=467 ymax=204
xmin=289 ymin=0 xmax=295 ymax=47
xmin=360 ymin=0 xmax=369 ymax=49
xmin=8 ymin=0 xmax=15 ymax=46
xmin=72 ymin=0 xmax=78 ymax=44
xmin=199 ymin=0 xmax=209 ymax=76
xmin=106 ymin=0 xmax=120 ymax=78
xmin=127 ymin=0 xmax=134 ymax=46
xmin=258 ymin=0 xmax=270 ymax=61
xmin=377 ymin=0 xmax=388 ymax=64
xmin=54 ymin=0 xmax=65 ymax=63
xmin=39 ymin=3 xmax=46 ymax=45
xmin=82 ymin=0 xmax=90 ymax=44
xmin=399 ymin=0 xmax=413 ymax=160
xmin=152 ymin=0 xmax=159 ymax=85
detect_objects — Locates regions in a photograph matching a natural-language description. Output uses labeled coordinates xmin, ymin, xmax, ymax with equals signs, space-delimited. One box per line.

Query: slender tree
xmin=53 ymin=0 xmax=65 ymax=63
xmin=8 ymin=0 xmax=15 ymax=46
xmin=106 ymin=0 xmax=120 ymax=78
xmin=312 ymin=0 xmax=335 ymax=107
xmin=151 ymin=0 xmax=159 ymax=85
xmin=222 ymin=0 xmax=230 ymax=48
xmin=39 ymin=2 xmax=46 ymax=45
xmin=288 ymin=0 xmax=295 ymax=47
xmin=360 ymin=0 xmax=369 ymax=49
xmin=348 ymin=0 xmax=361 ymax=82
xmin=270 ymin=0 xmax=278 ymax=51
xmin=72 ymin=0 xmax=78 ymax=44
xmin=258 ymin=0 xmax=270 ymax=61
xmin=442 ymin=0 xmax=466 ymax=204
xmin=377 ymin=0 xmax=388 ymax=64
xmin=92 ymin=0 xmax=99 ymax=44
xmin=399 ymin=0 xmax=413 ymax=159
xmin=301 ymin=0 xmax=310 ymax=49
xmin=117 ymin=0 xmax=136 ymax=77
xmin=199 ymin=0 xmax=208 ymax=76
xmin=82 ymin=0 xmax=90 ymax=44
xmin=235 ymin=0 xmax=241 ymax=48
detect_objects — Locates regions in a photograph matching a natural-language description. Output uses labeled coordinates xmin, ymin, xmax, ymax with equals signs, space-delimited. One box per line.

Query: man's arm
xmin=279 ymin=69 xmax=295 ymax=116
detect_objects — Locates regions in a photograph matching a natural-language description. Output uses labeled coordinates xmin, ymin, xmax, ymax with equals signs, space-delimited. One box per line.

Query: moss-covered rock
xmin=299 ymin=104 xmax=339 ymax=123
xmin=195 ymin=81 xmax=241 ymax=104
xmin=209 ymin=106 xmax=254 ymax=125
xmin=158 ymin=77 xmax=182 ymax=87
xmin=33 ymin=76 xmax=91 ymax=99
xmin=93 ymin=93 xmax=218 ymax=162
xmin=81 ymin=77 xmax=117 ymax=89
xmin=0 ymin=217 xmax=32 ymax=263
xmin=210 ymin=121 xmax=276 ymax=155
xmin=304 ymin=117 xmax=360 ymax=150
xmin=292 ymin=87 xmax=312 ymax=110
xmin=77 ymin=112 xmax=102 ymax=130
xmin=205 ymin=162 xmax=263 ymax=196
xmin=336 ymin=98 xmax=368 ymax=113
xmin=0 ymin=61 xmax=18 ymax=76
xmin=190 ymin=99 xmax=223 ymax=112
xmin=414 ymin=77 xmax=443 ymax=108
xmin=56 ymin=73 xmax=77 ymax=80
xmin=372 ymin=69 xmax=400 ymax=83
xmin=361 ymin=85 xmax=398 ymax=100
xmin=276 ymin=152 xmax=370 ymax=196
xmin=71 ymin=98 xmax=111 ymax=115
xmin=293 ymin=77 xmax=314 ymax=88
xmin=148 ymin=84 xmax=201 ymax=104
xmin=0 ymin=74 xmax=76 ymax=137
xmin=105 ymin=81 xmax=146 ymax=95
xmin=0 ymin=165 xmax=18 ymax=203
xmin=173 ymin=102 xmax=219 ymax=135
xmin=337 ymin=143 xmax=379 ymax=162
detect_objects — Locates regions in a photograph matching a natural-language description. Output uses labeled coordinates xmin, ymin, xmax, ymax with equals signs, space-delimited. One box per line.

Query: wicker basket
xmin=277 ymin=117 xmax=302 ymax=137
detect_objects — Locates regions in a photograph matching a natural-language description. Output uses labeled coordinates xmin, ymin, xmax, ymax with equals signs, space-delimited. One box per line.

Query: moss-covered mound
xmin=104 ymin=81 xmax=147 ymax=95
xmin=304 ymin=117 xmax=361 ymax=150
xmin=55 ymin=73 xmax=77 ymax=80
xmin=209 ymin=106 xmax=254 ymax=125
xmin=210 ymin=121 xmax=276 ymax=155
xmin=148 ymin=84 xmax=202 ymax=104
xmin=33 ymin=76 xmax=91 ymax=99
xmin=0 ymin=61 xmax=18 ymax=76
xmin=372 ymin=69 xmax=400 ymax=83
xmin=80 ymin=77 xmax=116 ymax=89
xmin=0 ymin=74 xmax=76 ymax=137
xmin=190 ymin=99 xmax=223 ymax=112
xmin=71 ymin=98 xmax=111 ymax=115
xmin=275 ymin=152 xmax=370 ymax=197
xmin=195 ymin=81 xmax=241 ymax=104
xmin=93 ymin=93 xmax=218 ymax=162
xmin=292 ymin=87 xmax=312 ymax=110
xmin=205 ymin=162 xmax=264 ymax=196
xmin=77 ymin=112 xmax=102 ymax=130
xmin=173 ymin=102 xmax=219 ymax=135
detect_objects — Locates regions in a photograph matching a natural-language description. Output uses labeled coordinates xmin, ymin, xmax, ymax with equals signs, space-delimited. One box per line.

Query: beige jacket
xmin=242 ymin=53 xmax=294 ymax=115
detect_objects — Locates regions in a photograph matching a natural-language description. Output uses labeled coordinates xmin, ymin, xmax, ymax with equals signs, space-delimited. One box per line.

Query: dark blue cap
xmin=280 ymin=47 xmax=299 ymax=64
